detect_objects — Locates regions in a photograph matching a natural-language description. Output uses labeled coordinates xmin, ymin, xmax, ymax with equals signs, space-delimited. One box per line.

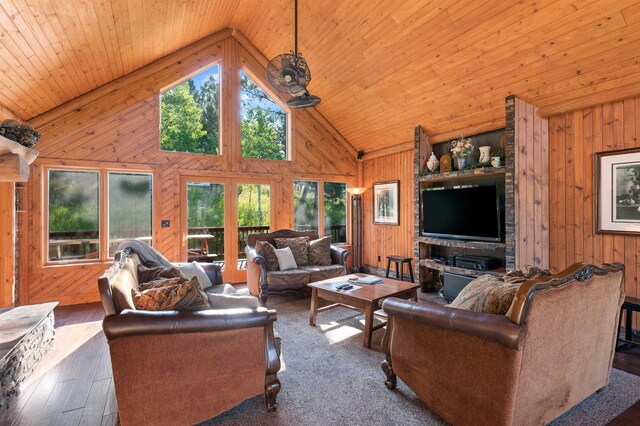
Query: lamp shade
xmin=347 ymin=187 xmax=367 ymax=195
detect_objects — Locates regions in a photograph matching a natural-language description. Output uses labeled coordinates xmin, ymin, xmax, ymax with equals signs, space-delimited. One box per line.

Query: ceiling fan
xmin=266 ymin=0 xmax=320 ymax=109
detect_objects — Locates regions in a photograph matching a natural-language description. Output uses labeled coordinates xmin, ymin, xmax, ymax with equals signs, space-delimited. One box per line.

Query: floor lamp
xmin=348 ymin=187 xmax=367 ymax=273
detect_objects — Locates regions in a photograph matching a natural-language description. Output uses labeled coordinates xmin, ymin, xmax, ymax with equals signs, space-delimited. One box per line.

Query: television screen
xmin=422 ymin=185 xmax=502 ymax=241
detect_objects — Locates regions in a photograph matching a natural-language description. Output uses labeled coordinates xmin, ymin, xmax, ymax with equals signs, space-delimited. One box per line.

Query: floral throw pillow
xmin=274 ymin=236 xmax=309 ymax=266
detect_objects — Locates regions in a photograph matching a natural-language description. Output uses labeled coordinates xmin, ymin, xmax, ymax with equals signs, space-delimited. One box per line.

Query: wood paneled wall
xmin=21 ymin=30 xmax=357 ymax=306
xmin=514 ymin=98 xmax=550 ymax=269
xmin=0 ymin=108 xmax=18 ymax=307
xmin=361 ymin=150 xmax=414 ymax=273
xmin=0 ymin=182 xmax=14 ymax=307
xmin=549 ymin=96 xmax=640 ymax=322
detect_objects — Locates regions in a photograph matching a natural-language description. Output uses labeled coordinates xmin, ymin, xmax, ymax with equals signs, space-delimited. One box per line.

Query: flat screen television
xmin=422 ymin=185 xmax=502 ymax=242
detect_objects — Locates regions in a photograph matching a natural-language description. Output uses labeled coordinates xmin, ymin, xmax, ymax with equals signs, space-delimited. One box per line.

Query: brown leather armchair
xmin=245 ymin=229 xmax=350 ymax=305
xmin=98 ymin=250 xmax=281 ymax=425
xmin=381 ymin=263 xmax=625 ymax=426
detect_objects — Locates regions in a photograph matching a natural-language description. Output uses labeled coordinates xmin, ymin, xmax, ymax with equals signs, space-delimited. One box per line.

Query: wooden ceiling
xmin=1 ymin=0 xmax=640 ymax=152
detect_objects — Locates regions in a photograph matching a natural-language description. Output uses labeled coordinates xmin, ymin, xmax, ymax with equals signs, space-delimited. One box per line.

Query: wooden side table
xmin=385 ymin=256 xmax=414 ymax=282
xmin=617 ymin=295 xmax=640 ymax=350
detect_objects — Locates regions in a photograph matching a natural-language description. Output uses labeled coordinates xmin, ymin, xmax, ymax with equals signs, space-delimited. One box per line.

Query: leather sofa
xmin=245 ymin=229 xmax=350 ymax=305
xmin=98 ymin=250 xmax=281 ymax=425
xmin=380 ymin=262 xmax=625 ymax=426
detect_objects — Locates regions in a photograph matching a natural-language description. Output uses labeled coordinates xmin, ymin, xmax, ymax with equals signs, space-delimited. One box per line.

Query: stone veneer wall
xmin=504 ymin=95 xmax=516 ymax=269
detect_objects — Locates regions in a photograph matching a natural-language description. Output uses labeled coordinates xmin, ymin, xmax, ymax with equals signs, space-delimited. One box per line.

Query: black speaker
xmin=443 ymin=272 xmax=475 ymax=303
xmin=447 ymin=255 xmax=456 ymax=266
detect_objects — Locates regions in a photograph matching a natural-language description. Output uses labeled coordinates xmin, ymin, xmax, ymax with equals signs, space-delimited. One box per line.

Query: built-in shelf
xmin=418 ymin=258 xmax=506 ymax=278
xmin=0 ymin=136 xmax=38 ymax=182
xmin=418 ymin=166 xmax=505 ymax=183
xmin=417 ymin=236 xmax=506 ymax=251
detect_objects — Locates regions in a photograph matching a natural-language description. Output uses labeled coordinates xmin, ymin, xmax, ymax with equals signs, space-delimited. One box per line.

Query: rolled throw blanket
xmin=116 ymin=240 xmax=173 ymax=269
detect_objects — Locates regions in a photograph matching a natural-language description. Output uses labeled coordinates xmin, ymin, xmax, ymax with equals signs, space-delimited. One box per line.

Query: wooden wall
xmin=0 ymin=107 xmax=19 ymax=307
xmin=361 ymin=149 xmax=414 ymax=274
xmin=21 ymin=30 xmax=357 ymax=306
xmin=514 ymin=98 xmax=550 ymax=269
xmin=549 ymin=96 xmax=640 ymax=325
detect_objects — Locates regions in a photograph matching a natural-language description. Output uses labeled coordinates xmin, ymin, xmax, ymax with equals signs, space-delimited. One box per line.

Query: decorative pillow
xmin=308 ymin=236 xmax=332 ymax=266
xmin=503 ymin=265 xmax=551 ymax=284
xmin=177 ymin=261 xmax=213 ymax=289
xmin=256 ymin=240 xmax=280 ymax=271
xmin=449 ymin=275 xmax=524 ymax=315
xmin=275 ymin=236 xmax=309 ymax=266
xmin=483 ymin=282 xmax=522 ymax=315
xmin=137 ymin=264 xmax=182 ymax=284
xmin=274 ymin=247 xmax=298 ymax=271
xmin=133 ymin=276 xmax=209 ymax=311
xmin=139 ymin=276 xmax=186 ymax=291
xmin=449 ymin=275 xmax=499 ymax=312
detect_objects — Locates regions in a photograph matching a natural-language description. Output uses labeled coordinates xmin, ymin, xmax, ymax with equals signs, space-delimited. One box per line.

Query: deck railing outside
xmin=49 ymin=224 xmax=347 ymax=263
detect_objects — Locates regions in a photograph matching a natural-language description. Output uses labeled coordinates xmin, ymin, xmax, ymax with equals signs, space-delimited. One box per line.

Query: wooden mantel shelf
xmin=0 ymin=135 xmax=38 ymax=182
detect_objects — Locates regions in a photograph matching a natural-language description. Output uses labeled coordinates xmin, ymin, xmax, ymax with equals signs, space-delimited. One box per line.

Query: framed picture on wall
xmin=595 ymin=147 xmax=640 ymax=234
xmin=373 ymin=180 xmax=399 ymax=225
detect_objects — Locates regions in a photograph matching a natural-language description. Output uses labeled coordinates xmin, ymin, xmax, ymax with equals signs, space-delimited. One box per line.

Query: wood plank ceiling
xmin=1 ymin=0 xmax=639 ymax=152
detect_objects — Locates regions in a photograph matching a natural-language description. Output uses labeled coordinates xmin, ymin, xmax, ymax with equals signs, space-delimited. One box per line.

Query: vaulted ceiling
xmin=1 ymin=0 xmax=639 ymax=152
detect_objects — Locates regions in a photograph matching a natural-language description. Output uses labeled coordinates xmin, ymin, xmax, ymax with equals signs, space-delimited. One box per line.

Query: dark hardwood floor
xmin=0 ymin=300 xmax=638 ymax=425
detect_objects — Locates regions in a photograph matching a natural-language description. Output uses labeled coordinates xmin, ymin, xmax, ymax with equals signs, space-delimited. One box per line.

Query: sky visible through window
xmin=240 ymin=70 xmax=283 ymax=117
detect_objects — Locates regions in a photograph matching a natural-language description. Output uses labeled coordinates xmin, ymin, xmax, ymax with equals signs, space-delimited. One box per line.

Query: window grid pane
xmin=240 ymin=71 xmax=287 ymax=160
xmin=237 ymin=184 xmax=270 ymax=267
xmin=324 ymin=182 xmax=347 ymax=243
xmin=48 ymin=170 xmax=100 ymax=261
xmin=108 ymin=173 xmax=153 ymax=257
xmin=187 ymin=182 xmax=225 ymax=264
xmin=160 ymin=64 xmax=220 ymax=155
xmin=294 ymin=180 xmax=319 ymax=232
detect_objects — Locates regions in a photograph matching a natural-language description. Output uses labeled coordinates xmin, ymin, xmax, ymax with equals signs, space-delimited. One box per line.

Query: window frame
xmin=44 ymin=166 xmax=155 ymax=266
xmin=107 ymin=171 xmax=154 ymax=258
xmin=45 ymin=168 xmax=101 ymax=265
xmin=159 ymin=61 xmax=222 ymax=157
xmin=239 ymin=67 xmax=292 ymax=161
xmin=293 ymin=179 xmax=320 ymax=233
xmin=323 ymin=181 xmax=348 ymax=244
xmin=292 ymin=178 xmax=348 ymax=244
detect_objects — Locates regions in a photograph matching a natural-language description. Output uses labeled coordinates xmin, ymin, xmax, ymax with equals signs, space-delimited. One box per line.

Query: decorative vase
xmin=455 ymin=156 xmax=467 ymax=171
xmin=491 ymin=156 xmax=501 ymax=168
xmin=426 ymin=153 xmax=439 ymax=172
xmin=479 ymin=146 xmax=491 ymax=164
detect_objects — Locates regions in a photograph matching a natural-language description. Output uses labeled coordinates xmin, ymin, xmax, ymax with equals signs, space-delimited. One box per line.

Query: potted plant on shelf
xmin=450 ymin=136 xmax=473 ymax=170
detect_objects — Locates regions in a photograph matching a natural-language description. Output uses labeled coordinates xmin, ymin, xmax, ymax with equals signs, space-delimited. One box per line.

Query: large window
xmin=294 ymin=180 xmax=319 ymax=232
xmin=47 ymin=169 xmax=153 ymax=262
xmin=161 ymin=65 xmax=220 ymax=155
xmin=187 ymin=182 xmax=225 ymax=263
xmin=240 ymin=71 xmax=287 ymax=160
xmin=108 ymin=173 xmax=153 ymax=256
xmin=324 ymin=182 xmax=347 ymax=243
xmin=48 ymin=170 xmax=100 ymax=261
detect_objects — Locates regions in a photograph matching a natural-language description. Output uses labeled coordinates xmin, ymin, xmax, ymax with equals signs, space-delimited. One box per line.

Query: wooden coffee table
xmin=308 ymin=274 xmax=419 ymax=349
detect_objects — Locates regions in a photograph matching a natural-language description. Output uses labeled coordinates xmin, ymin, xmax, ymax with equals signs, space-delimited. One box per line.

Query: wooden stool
xmin=385 ymin=256 xmax=414 ymax=282
xmin=617 ymin=295 xmax=640 ymax=351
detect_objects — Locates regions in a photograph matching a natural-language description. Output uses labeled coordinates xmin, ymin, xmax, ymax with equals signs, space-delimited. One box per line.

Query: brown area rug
xmin=200 ymin=295 xmax=640 ymax=425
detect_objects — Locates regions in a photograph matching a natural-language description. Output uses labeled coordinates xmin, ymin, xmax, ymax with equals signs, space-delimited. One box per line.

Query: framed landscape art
xmin=373 ymin=180 xmax=399 ymax=225
xmin=595 ymin=147 xmax=640 ymax=234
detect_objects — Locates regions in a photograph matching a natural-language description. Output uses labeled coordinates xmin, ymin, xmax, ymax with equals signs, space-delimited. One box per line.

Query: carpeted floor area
xmin=201 ymin=295 xmax=640 ymax=426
